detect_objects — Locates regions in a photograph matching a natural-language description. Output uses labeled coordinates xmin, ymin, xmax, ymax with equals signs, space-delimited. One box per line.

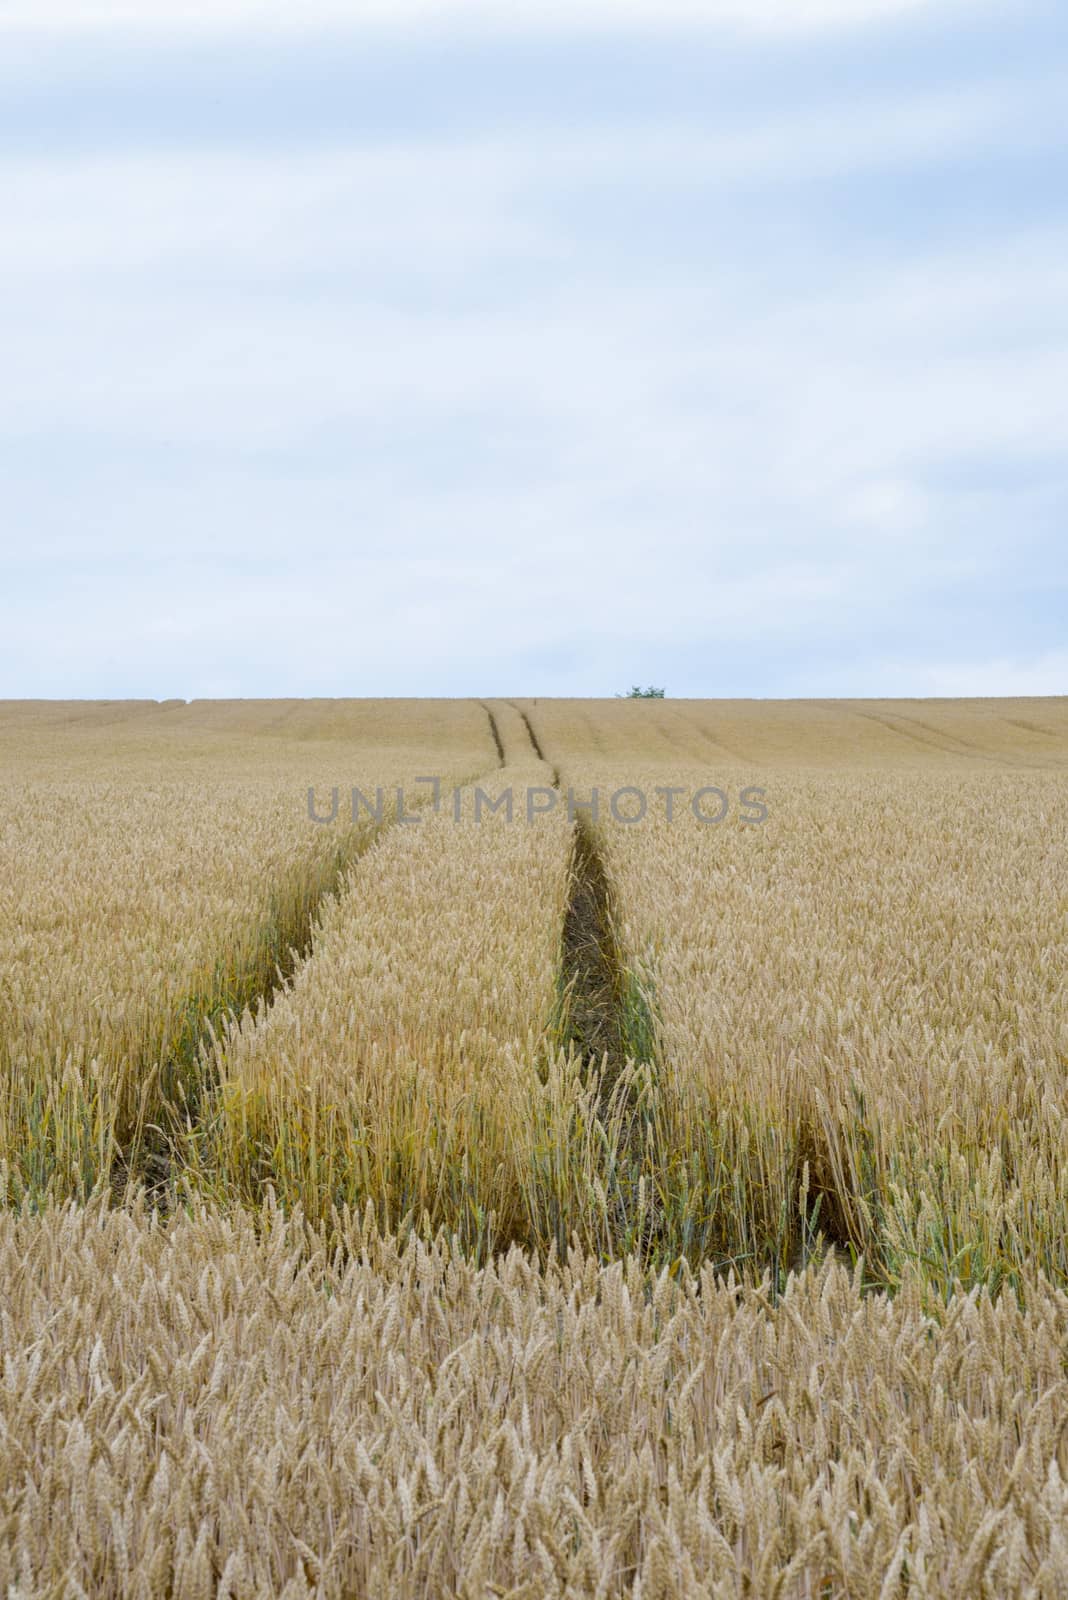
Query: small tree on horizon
xmin=617 ymin=686 xmax=666 ymax=699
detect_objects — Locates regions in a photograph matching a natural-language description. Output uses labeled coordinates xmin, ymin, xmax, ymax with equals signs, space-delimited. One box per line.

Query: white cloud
xmin=913 ymin=654 xmax=1068 ymax=697
xmin=4 ymin=60 xmax=1054 ymax=291
xmin=4 ymin=132 xmax=1066 ymax=575
xmin=1 ymin=0 xmax=1062 ymax=698
xmin=0 ymin=0 xmax=958 ymax=36
xmin=844 ymin=479 xmax=933 ymax=536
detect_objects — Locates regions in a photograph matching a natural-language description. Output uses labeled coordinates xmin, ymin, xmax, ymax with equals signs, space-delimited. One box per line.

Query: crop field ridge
xmin=478 ymin=700 xmax=506 ymax=766
xmin=530 ymin=700 xmax=641 ymax=1086
xmin=123 ymin=830 xmax=381 ymax=1205
xmin=559 ymin=819 xmax=628 ymax=1085
xmin=120 ymin=825 xmax=388 ymax=1205
xmin=510 ymin=699 xmax=548 ymax=763
xmin=126 ymin=766 xmax=498 ymax=1209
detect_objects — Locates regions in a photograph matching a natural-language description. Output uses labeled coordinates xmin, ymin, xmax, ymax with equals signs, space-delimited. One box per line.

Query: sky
xmin=1 ymin=0 xmax=1066 ymax=699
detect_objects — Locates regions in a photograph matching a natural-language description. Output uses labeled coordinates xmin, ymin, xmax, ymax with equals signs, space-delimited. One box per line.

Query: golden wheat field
xmin=1 ymin=695 xmax=1067 ymax=1598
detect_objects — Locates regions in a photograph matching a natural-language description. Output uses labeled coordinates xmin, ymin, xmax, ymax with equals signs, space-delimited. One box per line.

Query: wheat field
xmin=0 ymin=700 xmax=489 ymax=1201
xmin=1 ymin=695 xmax=1066 ymax=1597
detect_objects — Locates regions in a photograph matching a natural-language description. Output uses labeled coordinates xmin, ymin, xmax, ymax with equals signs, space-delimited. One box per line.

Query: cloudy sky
xmin=2 ymin=0 xmax=1065 ymax=698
